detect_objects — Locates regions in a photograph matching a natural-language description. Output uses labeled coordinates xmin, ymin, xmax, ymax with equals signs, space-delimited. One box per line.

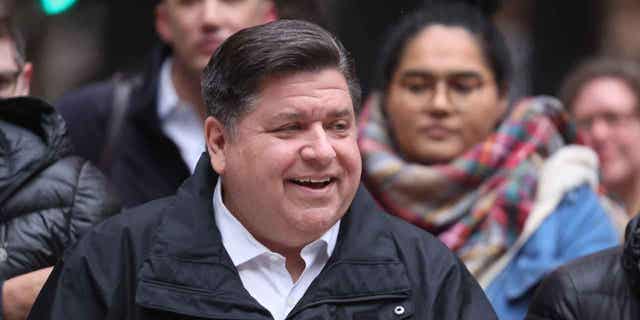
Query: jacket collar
xmin=136 ymin=153 xmax=411 ymax=318
xmin=129 ymin=44 xmax=171 ymax=119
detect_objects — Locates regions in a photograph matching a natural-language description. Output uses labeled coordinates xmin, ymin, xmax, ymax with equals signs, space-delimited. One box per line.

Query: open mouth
xmin=289 ymin=177 xmax=334 ymax=190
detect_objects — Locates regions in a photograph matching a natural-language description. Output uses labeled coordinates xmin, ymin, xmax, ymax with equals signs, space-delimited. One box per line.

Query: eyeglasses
xmin=575 ymin=110 xmax=640 ymax=131
xmin=398 ymin=72 xmax=493 ymax=107
xmin=0 ymin=69 xmax=21 ymax=97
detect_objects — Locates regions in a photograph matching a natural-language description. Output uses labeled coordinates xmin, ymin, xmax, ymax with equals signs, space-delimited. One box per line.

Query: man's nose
xmin=300 ymin=127 xmax=337 ymax=167
xmin=202 ymin=0 xmax=224 ymax=27
xmin=590 ymin=118 xmax=611 ymax=141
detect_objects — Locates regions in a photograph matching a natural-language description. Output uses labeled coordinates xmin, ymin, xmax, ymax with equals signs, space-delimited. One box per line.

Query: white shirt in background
xmin=157 ymin=58 xmax=205 ymax=173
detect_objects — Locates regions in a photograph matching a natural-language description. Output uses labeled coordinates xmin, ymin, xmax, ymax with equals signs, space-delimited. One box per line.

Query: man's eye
xmin=277 ymin=124 xmax=302 ymax=132
xmin=328 ymin=120 xmax=350 ymax=132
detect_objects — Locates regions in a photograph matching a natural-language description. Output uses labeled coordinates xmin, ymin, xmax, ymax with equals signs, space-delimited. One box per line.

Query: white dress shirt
xmin=157 ymin=58 xmax=205 ymax=173
xmin=213 ymin=179 xmax=340 ymax=320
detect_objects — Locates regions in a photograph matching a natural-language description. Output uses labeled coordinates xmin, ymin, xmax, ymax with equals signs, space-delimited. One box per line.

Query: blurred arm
xmin=2 ymin=267 xmax=53 ymax=320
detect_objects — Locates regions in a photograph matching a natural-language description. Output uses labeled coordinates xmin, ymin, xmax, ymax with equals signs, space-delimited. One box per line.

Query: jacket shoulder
xmin=55 ymin=80 xmax=116 ymax=119
xmin=351 ymin=187 xmax=496 ymax=316
xmin=28 ymin=196 xmax=175 ymax=318
xmin=526 ymin=247 xmax=627 ymax=320
xmin=59 ymin=196 xmax=172 ymax=285
xmin=72 ymin=195 xmax=174 ymax=255
xmin=351 ymin=185 xmax=462 ymax=264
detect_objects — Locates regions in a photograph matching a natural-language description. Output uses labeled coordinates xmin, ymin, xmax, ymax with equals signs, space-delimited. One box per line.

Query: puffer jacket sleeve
xmin=525 ymin=267 xmax=580 ymax=320
xmin=66 ymin=159 xmax=120 ymax=246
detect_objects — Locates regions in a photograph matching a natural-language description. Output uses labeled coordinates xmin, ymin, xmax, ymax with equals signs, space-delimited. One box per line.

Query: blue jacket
xmin=485 ymin=185 xmax=618 ymax=320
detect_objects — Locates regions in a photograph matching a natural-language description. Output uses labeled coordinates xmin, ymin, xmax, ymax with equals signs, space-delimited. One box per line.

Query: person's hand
xmin=2 ymin=267 xmax=53 ymax=320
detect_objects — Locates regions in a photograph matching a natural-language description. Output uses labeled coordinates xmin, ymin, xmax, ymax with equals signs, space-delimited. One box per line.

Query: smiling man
xmin=29 ymin=20 xmax=496 ymax=320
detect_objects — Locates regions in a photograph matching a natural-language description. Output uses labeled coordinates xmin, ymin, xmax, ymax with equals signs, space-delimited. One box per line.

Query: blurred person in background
xmin=0 ymin=3 xmax=120 ymax=319
xmin=561 ymin=57 xmax=640 ymax=235
xmin=526 ymin=213 xmax=640 ymax=319
xmin=357 ymin=2 xmax=618 ymax=319
xmin=55 ymin=0 xmax=277 ymax=207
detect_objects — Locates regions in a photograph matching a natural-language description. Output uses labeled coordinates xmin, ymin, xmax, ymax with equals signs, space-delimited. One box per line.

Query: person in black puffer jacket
xmin=0 ymin=96 xmax=120 ymax=319
xmin=525 ymin=213 xmax=640 ymax=319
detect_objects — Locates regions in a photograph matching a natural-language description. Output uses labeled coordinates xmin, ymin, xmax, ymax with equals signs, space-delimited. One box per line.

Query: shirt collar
xmin=157 ymin=57 xmax=180 ymax=120
xmin=212 ymin=178 xmax=340 ymax=267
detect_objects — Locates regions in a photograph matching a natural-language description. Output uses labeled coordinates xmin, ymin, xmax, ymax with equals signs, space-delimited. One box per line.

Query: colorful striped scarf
xmin=358 ymin=94 xmax=576 ymax=276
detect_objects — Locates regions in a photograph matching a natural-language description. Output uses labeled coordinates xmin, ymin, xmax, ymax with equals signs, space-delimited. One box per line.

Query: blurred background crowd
xmin=13 ymin=0 xmax=640 ymax=101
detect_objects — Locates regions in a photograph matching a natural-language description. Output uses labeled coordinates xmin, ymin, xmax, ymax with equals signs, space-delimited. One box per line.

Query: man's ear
xmin=15 ymin=62 xmax=32 ymax=96
xmin=263 ymin=1 xmax=278 ymax=23
xmin=205 ymin=116 xmax=227 ymax=175
xmin=154 ymin=2 xmax=172 ymax=45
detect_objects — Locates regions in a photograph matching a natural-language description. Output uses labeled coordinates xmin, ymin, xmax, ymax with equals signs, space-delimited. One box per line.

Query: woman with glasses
xmin=561 ymin=57 xmax=640 ymax=235
xmin=358 ymin=2 xmax=618 ymax=319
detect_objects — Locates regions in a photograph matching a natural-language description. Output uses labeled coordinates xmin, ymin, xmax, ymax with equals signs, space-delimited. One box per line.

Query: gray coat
xmin=0 ymin=97 xmax=119 ymax=280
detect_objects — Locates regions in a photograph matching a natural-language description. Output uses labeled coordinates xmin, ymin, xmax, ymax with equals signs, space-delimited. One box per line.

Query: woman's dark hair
xmin=375 ymin=1 xmax=511 ymax=96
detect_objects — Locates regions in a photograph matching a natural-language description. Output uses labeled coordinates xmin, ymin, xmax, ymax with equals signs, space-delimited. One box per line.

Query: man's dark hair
xmin=201 ymin=19 xmax=360 ymax=135
xmin=560 ymin=57 xmax=640 ymax=113
xmin=375 ymin=1 xmax=511 ymax=96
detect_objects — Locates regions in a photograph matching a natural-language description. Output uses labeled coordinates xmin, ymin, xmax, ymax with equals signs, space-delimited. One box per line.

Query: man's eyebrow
xmin=327 ymin=108 xmax=354 ymax=118
xmin=269 ymin=108 xmax=353 ymax=122
xmin=270 ymin=111 xmax=304 ymax=122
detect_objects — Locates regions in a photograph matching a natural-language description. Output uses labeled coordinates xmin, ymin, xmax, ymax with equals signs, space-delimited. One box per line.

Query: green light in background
xmin=41 ymin=0 xmax=78 ymax=15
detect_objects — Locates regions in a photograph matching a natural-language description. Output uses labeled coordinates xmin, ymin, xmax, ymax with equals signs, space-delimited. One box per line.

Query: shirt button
xmin=394 ymin=305 xmax=405 ymax=316
xmin=287 ymin=296 xmax=296 ymax=307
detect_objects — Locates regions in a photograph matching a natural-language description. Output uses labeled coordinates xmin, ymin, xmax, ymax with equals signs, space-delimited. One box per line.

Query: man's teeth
xmin=293 ymin=178 xmax=331 ymax=184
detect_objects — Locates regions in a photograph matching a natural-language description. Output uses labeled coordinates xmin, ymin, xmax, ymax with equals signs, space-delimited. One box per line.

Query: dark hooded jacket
xmin=54 ymin=47 xmax=190 ymax=208
xmin=525 ymin=214 xmax=640 ymax=319
xmin=0 ymin=96 xmax=119 ymax=280
xmin=28 ymin=153 xmax=497 ymax=320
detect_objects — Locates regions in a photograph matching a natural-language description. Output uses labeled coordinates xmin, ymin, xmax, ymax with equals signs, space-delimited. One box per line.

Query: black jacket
xmin=0 ymin=97 xmax=119 ymax=280
xmin=29 ymin=154 xmax=497 ymax=320
xmin=525 ymin=215 xmax=640 ymax=319
xmin=55 ymin=47 xmax=190 ymax=207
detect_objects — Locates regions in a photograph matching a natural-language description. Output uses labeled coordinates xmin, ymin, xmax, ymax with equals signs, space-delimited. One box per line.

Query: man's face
xmin=156 ymin=0 xmax=275 ymax=76
xmin=573 ymin=77 xmax=640 ymax=191
xmin=205 ymin=69 xmax=362 ymax=249
xmin=0 ymin=37 xmax=30 ymax=97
